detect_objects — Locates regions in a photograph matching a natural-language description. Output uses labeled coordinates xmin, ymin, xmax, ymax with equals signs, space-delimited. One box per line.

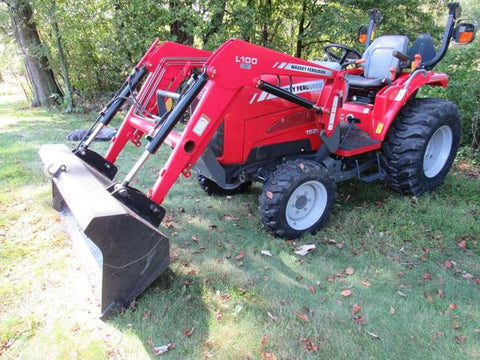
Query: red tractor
xmin=40 ymin=3 xmax=476 ymax=317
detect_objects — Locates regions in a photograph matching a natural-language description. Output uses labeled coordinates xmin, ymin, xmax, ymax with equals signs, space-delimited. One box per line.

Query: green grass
xmin=1 ymin=87 xmax=479 ymax=359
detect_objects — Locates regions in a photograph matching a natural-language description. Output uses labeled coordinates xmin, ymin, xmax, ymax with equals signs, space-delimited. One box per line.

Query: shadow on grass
xmin=109 ymin=269 xmax=211 ymax=359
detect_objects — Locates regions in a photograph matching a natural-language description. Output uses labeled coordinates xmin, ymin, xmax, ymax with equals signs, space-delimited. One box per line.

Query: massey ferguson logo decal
xmin=250 ymin=80 xmax=325 ymax=104
xmin=272 ymin=62 xmax=333 ymax=77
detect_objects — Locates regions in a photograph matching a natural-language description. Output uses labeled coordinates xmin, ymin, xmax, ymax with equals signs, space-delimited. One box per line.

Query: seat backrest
xmin=407 ymin=34 xmax=437 ymax=63
xmin=362 ymin=35 xmax=409 ymax=79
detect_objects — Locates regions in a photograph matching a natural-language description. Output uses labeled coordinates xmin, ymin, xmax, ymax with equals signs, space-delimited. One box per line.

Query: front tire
xmin=259 ymin=159 xmax=336 ymax=239
xmin=382 ymin=98 xmax=461 ymax=196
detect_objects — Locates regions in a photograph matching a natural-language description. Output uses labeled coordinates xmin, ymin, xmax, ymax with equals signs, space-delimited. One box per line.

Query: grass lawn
xmin=1 ymin=82 xmax=479 ymax=359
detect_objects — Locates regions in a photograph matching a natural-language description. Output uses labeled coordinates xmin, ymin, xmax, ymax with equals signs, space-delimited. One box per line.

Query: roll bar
xmin=422 ymin=2 xmax=461 ymax=70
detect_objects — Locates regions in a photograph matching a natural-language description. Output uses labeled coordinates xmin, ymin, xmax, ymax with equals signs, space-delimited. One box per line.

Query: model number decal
xmin=235 ymin=56 xmax=258 ymax=65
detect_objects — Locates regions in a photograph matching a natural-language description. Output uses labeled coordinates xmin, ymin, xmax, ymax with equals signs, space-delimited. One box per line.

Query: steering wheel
xmin=324 ymin=44 xmax=362 ymax=65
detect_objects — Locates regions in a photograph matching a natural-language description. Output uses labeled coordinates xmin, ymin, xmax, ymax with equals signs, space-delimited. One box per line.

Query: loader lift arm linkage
xmin=39 ymin=3 xmax=476 ymax=318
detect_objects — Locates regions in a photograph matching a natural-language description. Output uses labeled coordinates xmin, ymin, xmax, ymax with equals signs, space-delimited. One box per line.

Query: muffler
xmin=39 ymin=144 xmax=169 ymax=319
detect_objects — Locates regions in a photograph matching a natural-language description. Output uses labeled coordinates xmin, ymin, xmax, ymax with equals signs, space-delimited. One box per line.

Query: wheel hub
xmin=423 ymin=125 xmax=453 ymax=178
xmin=295 ymin=194 xmax=308 ymax=209
xmin=286 ymin=181 xmax=328 ymax=230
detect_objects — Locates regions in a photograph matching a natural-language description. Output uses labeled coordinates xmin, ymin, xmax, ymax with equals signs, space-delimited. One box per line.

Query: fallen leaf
xmin=261 ymin=250 xmax=272 ymax=257
xmin=345 ymin=267 xmax=355 ymax=276
xmin=215 ymin=310 xmax=224 ymax=321
xmin=235 ymin=251 xmax=246 ymax=260
xmin=294 ymin=312 xmax=310 ymax=322
xmin=187 ymin=269 xmax=197 ymax=275
xmin=261 ymin=334 xmax=270 ymax=346
xmin=182 ymin=279 xmax=194 ymax=287
xmin=367 ymin=331 xmax=380 ymax=339
xmin=142 ymin=310 xmax=152 ymax=321
xmin=462 ymin=272 xmax=474 ymax=280
xmin=444 ymin=260 xmax=454 ymax=269
xmin=309 ymin=286 xmax=316 ymax=294
xmin=300 ymin=337 xmax=318 ymax=352
xmin=261 ymin=351 xmax=277 ymax=360
xmin=335 ymin=242 xmax=344 ymax=249
xmin=437 ymin=289 xmax=445 ymax=298
xmin=294 ymin=244 xmax=316 ymax=256
xmin=184 ymin=326 xmax=195 ymax=337
xmin=390 ymin=306 xmax=396 ymax=315
xmin=424 ymin=291 xmax=433 ymax=303
xmin=335 ymin=299 xmax=343 ymax=306
xmin=152 ymin=343 xmax=173 ymax=356
xmin=203 ymin=339 xmax=215 ymax=348
xmin=351 ymin=304 xmax=362 ymax=314
xmin=223 ymin=214 xmax=239 ymax=221
xmin=454 ymin=335 xmax=466 ymax=343
xmin=449 ymin=303 xmax=458 ymax=310
xmin=341 ymin=289 xmax=352 ymax=297
xmin=362 ymin=280 xmax=371 ymax=287
xmin=267 ymin=311 xmax=278 ymax=321
xmin=397 ymin=291 xmax=407 ymax=298
xmin=457 ymin=240 xmax=467 ymax=250
xmin=266 ymin=191 xmax=274 ymax=199
xmin=353 ymin=315 xmax=366 ymax=325
xmin=422 ymin=273 xmax=432 ymax=281
xmin=453 ymin=320 xmax=460 ymax=329
xmin=295 ymin=275 xmax=304 ymax=281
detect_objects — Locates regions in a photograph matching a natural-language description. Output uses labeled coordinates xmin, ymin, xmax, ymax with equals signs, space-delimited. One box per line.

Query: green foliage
xmin=422 ymin=40 xmax=480 ymax=146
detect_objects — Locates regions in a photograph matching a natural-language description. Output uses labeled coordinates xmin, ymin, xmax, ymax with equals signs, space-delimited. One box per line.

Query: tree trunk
xmin=260 ymin=0 xmax=272 ymax=47
xmin=202 ymin=0 xmax=227 ymax=48
xmin=295 ymin=0 xmax=307 ymax=58
xmin=50 ymin=0 xmax=73 ymax=111
xmin=169 ymin=0 xmax=194 ymax=45
xmin=3 ymin=0 xmax=63 ymax=107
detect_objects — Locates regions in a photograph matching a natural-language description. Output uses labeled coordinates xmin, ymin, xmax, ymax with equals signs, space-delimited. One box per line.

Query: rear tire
xmin=381 ymin=98 xmax=461 ymax=196
xmin=197 ymin=175 xmax=252 ymax=196
xmin=259 ymin=159 xmax=336 ymax=239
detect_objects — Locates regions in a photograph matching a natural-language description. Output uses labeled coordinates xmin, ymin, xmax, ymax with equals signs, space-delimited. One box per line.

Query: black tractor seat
xmin=346 ymin=35 xmax=409 ymax=90
xmin=344 ymin=74 xmax=386 ymax=89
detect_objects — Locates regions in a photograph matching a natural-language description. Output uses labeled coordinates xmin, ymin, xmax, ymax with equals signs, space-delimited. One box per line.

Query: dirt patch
xmin=455 ymin=160 xmax=480 ymax=179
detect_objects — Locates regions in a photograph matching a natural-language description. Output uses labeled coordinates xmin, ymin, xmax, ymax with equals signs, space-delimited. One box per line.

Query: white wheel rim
xmin=285 ymin=180 xmax=328 ymax=231
xmin=423 ymin=125 xmax=453 ymax=178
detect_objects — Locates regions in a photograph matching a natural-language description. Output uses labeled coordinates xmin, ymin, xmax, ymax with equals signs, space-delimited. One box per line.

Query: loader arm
xmin=104 ymin=41 xmax=211 ymax=164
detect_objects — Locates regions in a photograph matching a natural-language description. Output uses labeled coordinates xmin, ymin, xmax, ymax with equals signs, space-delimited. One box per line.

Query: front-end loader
xmin=40 ymin=3 xmax=476 ymax=317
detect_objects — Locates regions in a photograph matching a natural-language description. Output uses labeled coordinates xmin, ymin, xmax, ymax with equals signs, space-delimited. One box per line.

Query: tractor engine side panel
xmin=218 ymin=75 xmax=325 ymax=165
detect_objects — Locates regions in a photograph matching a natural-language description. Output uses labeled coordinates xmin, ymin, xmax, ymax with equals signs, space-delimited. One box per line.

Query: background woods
xmin=0 ymin=0 xmax=479 ymax=145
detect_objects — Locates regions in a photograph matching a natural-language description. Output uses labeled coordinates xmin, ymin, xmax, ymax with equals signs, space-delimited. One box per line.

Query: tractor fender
xmin=374 ymin=71 xmax=449 ymax=141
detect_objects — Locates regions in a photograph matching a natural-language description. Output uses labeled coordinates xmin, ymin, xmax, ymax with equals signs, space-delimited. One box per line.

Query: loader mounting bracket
xmin=73 ymin=147 xmax=118 ymax=180
xmin=107 ymin=184 xmax=166 ymax=227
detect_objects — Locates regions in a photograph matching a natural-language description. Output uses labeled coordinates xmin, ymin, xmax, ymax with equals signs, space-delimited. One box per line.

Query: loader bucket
xmin=39 ymin=144 xmax=169 ymax=319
